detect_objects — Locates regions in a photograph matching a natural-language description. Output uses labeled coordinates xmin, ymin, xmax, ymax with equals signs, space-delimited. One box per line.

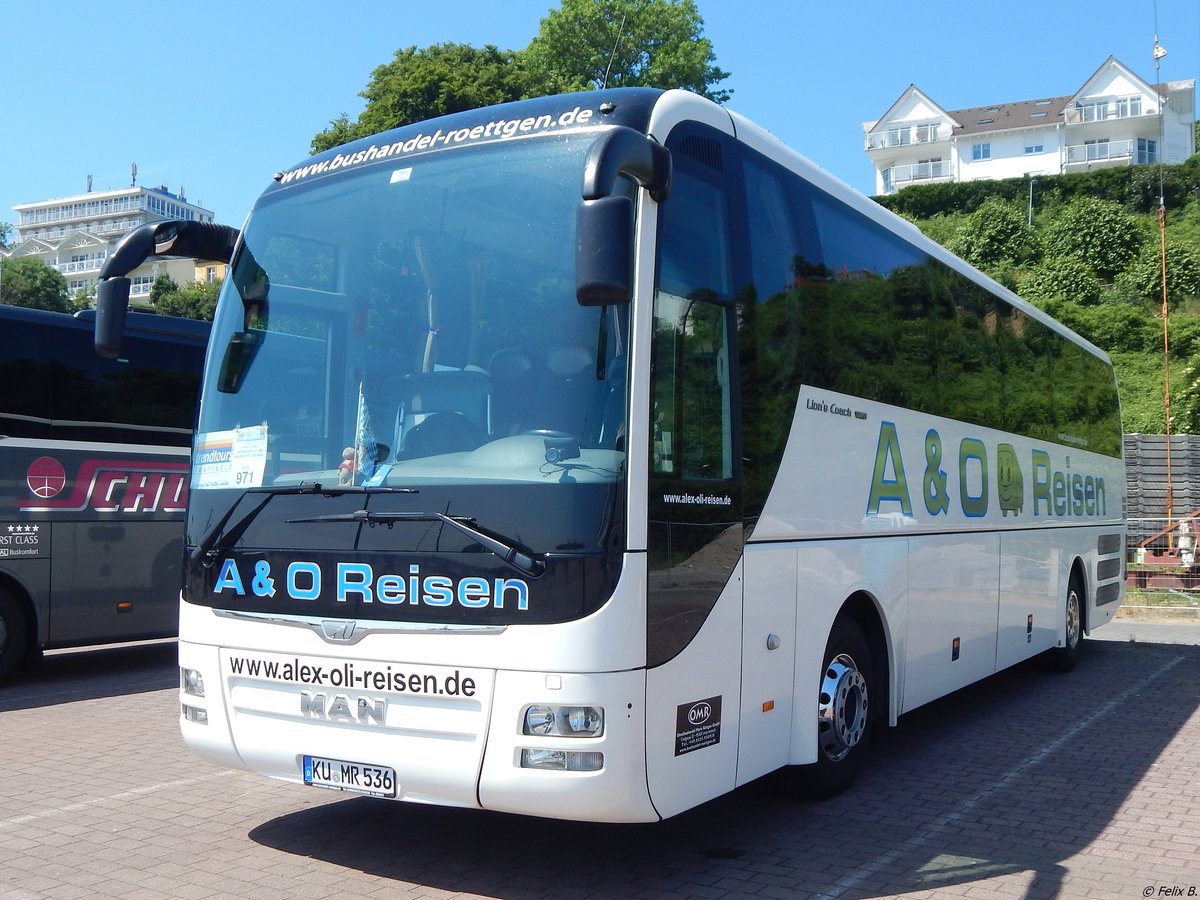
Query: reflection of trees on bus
xmin=739 ymin=256 xmax=1122 ymax=522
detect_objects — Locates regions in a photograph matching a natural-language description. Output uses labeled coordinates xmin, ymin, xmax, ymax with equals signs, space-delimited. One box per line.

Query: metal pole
xmin=1154 ymin=30 xmax=1174 ymax=547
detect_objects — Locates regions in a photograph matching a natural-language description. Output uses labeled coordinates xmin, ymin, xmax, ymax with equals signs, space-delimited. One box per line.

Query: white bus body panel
xmin=180 ymin=554 xmax=659 ymax=822
xmin=747 ymin=384 xmax=1124 ymax=761
xmin=478 ymin=667 xmax=656 ymax=822
xmin=788 ymin=539 xmax=906 ymax=765
xmin=737 ymin=545 xmax=798 ymax=784
xmin=644 ymin=562 xmax=743 ymax=820
xmin=997 ymin=531 xmax=1062 ymax=669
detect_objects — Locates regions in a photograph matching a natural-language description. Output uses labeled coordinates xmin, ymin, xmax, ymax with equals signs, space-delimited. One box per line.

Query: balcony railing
xmin=866 ymin=124 xmax=947 ymax=151
xmin=1064 ymin=96 xmax=1154 ymax=125
xmin=1065 ymin=140 xmax=1137 ymax=165
xmin=56 ymin=259 xmax=104 ymax=275
xmin=19 ymin=197 xmax=148 ymax=226
xmin=883 ymin=160 xmax=951 ymax=191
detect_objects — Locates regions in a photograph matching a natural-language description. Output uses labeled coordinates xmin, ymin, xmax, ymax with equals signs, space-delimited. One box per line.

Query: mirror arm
xmin=582 ymin=126 xmax=672 ymax=203
xmin=94 ymin=220 xmax=239 ymax=359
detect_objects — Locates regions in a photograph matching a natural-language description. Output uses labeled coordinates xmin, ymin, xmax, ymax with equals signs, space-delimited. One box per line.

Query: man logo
xmin=688 ymin=701 xmax=712 ymax=725
xmin=320 ymin=620 xmax=357 ymax=642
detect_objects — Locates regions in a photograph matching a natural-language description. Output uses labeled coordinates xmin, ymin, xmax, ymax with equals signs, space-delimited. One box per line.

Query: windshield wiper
xmin=190 ymin=482 xmax=417 ymax=566
xmin=285 ymin=510 xmax=544 ymax=578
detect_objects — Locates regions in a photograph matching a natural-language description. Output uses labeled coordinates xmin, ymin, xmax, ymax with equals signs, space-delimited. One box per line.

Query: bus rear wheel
xmin=1047 ymin=574 xmax=1084 ymax=673
xmin=789 ymin=615 xmax=874 ymax=800
xmin=0 ymin=590 xmax=30 ymax=681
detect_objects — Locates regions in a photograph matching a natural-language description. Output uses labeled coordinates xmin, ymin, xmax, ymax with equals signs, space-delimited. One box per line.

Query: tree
xmin=523 ymin=0 xmax=730 ymax=101
xmin=946 ymin=197 xmax=1039 ymax=269
xmin=1018 ymin=256 xmax=1101 ymax=306
xmin=0 ymin=222 xmax=12 ymax=250
xmin=149 ymin=273 xmax=180 ymax=306
xmin=150 ymin=276 xmax=221 ymax=320
xmin=0 ymin=256 xmax=69 ymax=312
xmin=312 ymin=44 xmax=527 ymax=152
xmin=70 ymin=284 xmax=95 ymax=313
xmin=309 ymin=1 xmax=732 ymax=152
xmin=1041 ymin=197 xmax=1144 ymax=280
xmin=1114 ymin=238 xmax=1200 ymax=307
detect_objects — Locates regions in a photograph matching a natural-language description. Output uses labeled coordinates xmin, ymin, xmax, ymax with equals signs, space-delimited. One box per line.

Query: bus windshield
xmin=187 ymin=134 xmax=629 ymax=621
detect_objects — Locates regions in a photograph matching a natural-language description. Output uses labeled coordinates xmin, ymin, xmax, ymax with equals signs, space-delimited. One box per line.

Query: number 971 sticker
xmin=303 ymin=755 xmax=397 ymax=798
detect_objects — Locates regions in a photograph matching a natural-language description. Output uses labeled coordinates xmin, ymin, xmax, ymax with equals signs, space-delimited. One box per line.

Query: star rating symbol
xmin=6 ymin=525 xmax=40 ymax=534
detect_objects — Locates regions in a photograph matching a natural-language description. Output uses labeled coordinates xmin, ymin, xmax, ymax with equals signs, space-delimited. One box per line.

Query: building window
xmin=1084 ymin=138 xmax=1110 ymax=161
xmin=1024 ymin=145 xmax=1044 ymax=154
xmin=1138 ymin=138 xmax=1158 ymax=164
xmin=972 ymin=143 xmax=991 ymax=160
xmin=206 ymin=266 xmax=217 ymax=283
xmin=1116 ymin=96 xmax=1142 ymax=118
xmin=1077 ymin=100 xmax=1108 ymax=122
xmin=914 ymin=157 xmax=944 ymax=180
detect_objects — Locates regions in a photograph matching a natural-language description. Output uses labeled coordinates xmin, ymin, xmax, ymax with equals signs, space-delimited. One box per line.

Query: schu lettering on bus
xmin=20 ymin=458 xmax=189 ymax=513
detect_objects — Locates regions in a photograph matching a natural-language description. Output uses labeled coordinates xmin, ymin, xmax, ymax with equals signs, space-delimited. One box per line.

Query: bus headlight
xmin=182 ymin=704 xmax=208 ymax=724
xmin=524 ymin=705 xmax=556 ymax=735
xmin=181 ymin=667 xmax=205 ymax=697
xmin=522 ymin=704 xmax=604 ymax=737
xmin=520 ymin=749 xmax=604 ymax=771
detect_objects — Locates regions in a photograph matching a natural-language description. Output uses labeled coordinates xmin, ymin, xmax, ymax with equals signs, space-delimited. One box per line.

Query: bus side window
xmin=652 ymin=167 xmax=735 ymax=482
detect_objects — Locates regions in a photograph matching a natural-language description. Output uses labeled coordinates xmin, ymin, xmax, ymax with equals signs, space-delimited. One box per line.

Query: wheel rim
xmin=1066 ymin=589 xmax=1081 ymax=650
xmin=817 ymin=653 xmax=869 ymax=761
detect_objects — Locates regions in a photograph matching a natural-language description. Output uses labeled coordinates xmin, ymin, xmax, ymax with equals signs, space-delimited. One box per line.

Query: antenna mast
xmin=601 ymin=12 xmax=628 ymax=89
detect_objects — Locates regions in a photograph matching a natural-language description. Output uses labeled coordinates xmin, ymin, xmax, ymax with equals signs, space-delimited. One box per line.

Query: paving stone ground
xmin=1 ymin=618 xmax=1198 ymax=899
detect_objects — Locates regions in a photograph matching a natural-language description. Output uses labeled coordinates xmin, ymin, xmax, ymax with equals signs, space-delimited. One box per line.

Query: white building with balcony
xmin=864 ymin=57 xmax=1195 ymax=196
xmin=1 ymin=179 xmax=219 ymax=304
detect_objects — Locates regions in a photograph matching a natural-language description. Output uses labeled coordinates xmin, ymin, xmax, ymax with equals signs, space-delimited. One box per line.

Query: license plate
xmin=302 ymin=755 xmax=397 ymax=798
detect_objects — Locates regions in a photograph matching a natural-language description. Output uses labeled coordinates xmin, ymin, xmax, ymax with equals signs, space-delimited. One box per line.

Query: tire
xmin=0 ymin=590 xmax=30 ymax=682
xmin=1048 ymin=574 xmax=1085 ymax=673
xmin=788 ymin=615 xmax=874 ymax=800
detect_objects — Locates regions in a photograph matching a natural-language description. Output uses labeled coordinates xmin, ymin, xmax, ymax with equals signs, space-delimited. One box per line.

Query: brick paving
xmin=1 ymin=624 xmax=1199 ymax=899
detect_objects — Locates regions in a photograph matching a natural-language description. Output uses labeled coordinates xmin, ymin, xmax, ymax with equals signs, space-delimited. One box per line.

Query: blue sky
xmin=1 ymin=0 xmax=1197 ymax=230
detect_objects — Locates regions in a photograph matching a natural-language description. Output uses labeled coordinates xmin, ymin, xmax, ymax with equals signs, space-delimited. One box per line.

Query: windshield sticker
xmin=193 ymin=425 xmax=268 ymax=491
xmin=275 ymin=105 xmax=597 ymax=186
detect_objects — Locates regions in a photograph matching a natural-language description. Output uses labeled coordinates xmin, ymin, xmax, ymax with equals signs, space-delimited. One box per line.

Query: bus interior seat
xmin=393 ymin=370 xmax=491 ymax=458
xmin=538 ymin=344 xmax=604 ymax=438
xmin=488 ymin=347 xmax=536 ymax=437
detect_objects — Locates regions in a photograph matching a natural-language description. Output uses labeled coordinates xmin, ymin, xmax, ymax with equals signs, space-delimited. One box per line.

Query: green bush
xmin=1041 ymin=198 xmax=1144 ymax=280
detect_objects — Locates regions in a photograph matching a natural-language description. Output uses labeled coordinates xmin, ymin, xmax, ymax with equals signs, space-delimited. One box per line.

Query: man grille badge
xmin=320 ymin=620 xmax=357 ymax=642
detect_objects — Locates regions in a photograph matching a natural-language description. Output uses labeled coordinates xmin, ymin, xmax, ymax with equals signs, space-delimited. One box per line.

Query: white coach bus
xmin=95 ymin=88 xmax=1125 ymax=822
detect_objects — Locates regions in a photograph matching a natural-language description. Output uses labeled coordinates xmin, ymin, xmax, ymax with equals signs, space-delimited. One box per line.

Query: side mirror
xmin=94 ymin=277 xmax=131 ymax=359
xmin=576 ymin=196 xmax=634 ymax=306
xmin=93 ymin=219 xmax=238 ymax=358
xmin=573 ymin=126 xmax=670 ymax=307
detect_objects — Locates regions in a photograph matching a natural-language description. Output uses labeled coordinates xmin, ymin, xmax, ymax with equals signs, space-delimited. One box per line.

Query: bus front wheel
xmin=0 ymin=590 xmax=30 ymax=681
xmin=789 ymin=615 xmax=874 ymax=800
